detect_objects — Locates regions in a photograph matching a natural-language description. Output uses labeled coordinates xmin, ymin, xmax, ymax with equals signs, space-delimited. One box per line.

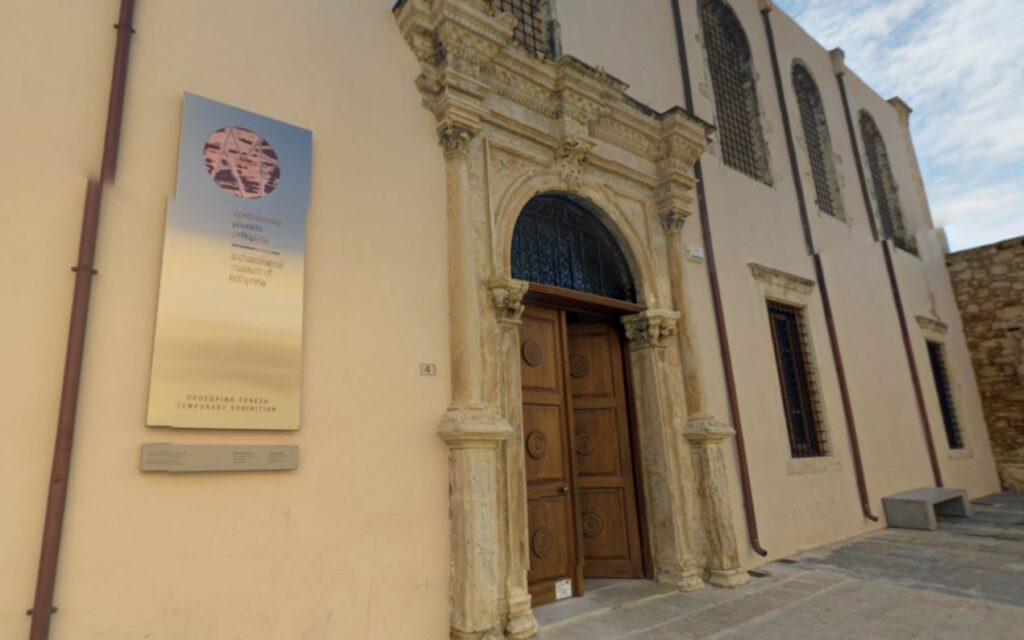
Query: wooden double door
xmin=520 ymin=303 xmax=645 ymax=605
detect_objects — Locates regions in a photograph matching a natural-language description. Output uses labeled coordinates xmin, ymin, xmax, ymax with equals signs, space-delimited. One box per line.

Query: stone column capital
xmin=683 ymin=414 xmax=735 ymax=444
xmin=487 ymin=276 xmax=530 ymax=325
xmin=659 ymin=208 xmax=691 ymax=235
xmin=438 ymin=122 xmax=478 ymax=160
xmin=622 ymin=309 xmax=680 ymax=350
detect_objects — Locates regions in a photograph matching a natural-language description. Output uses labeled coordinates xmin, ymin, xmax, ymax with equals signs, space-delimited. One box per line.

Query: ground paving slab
xmin=538 ymin=493 xmax=1024 ymax=639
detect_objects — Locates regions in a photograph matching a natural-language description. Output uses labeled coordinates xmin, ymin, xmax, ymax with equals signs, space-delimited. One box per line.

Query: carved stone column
xmin=487 ymin=277 xmax=539 ymax=640
xmin=440 ymin=411 xmax=512 ymax=639
xmin=659 ymin=210 xmax=705 ymax=413
xmin=621 ymin=311 xmax=703 ymax=591
xmin=442 ymin=123 xmax=485 ymax=408
xmin=437 ymin=116 xmax=511 ymax=640
xmin=683 ymin=416 xmax=749 ymax=588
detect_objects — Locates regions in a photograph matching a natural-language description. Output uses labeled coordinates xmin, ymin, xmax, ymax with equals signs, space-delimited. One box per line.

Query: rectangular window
xmin=767 ymin=301 xmax=826 ymax=458
xmin=497 ymin=0 xmax=551 ymax=56
xmin=926 ymin=341 xmax=963 ymax=449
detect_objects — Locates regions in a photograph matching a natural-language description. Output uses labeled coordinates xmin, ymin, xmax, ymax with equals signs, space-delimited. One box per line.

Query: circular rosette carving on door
xmin=569 ymin=355 xmax=591 ymax=378
xmin=574 ymin=433 xmax=596 ymax=456
xmin=531 ymin=527 xmax=555 ymax=559
xmin=526 ymin=431 xmax=548 ymax=459
xmin=521 ymin=339 xmax=542 ymax=367
xmin=581 ymin=512 xmax=604 ymax=538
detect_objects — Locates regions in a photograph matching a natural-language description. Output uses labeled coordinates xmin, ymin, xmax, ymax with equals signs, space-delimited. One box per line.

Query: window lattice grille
xmin=767 ymin=301 xmax=828 ymax=458
xmin=926 ymin=341 xmax=964 ymax=449
xmin=497 ymin=0 xmax=550 ymax=56
xmin=860 ymin=111 xmax=915 ymax=252
xmin=793 ymin=64 xmax=843 ymax=219
xmin=700 ymin=0 xmax=770 ymax=183
xmin=511 ymin=195 xmax=636 ymax=302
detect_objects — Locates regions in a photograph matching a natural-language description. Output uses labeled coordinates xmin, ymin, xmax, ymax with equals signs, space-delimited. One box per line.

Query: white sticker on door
xmin=555 ymin=578 xmax=573 ymax=600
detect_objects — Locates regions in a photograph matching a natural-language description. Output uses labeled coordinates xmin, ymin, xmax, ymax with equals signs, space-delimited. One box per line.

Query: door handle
xmin=558 ymin=484 xmax=569 ymax=493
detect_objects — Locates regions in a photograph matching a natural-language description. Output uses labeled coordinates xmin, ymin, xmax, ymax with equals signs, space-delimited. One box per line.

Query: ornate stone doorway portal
xmin=395 ymin=2 xmax=748 ymax=637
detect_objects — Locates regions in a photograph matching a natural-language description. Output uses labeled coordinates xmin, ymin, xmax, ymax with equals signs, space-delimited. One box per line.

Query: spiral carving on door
xmin=581 ymin=512 xmax=604 ymax=538
xmin=526 ymin=431 xmax=548 ymax=459
xmin=531 ymin=527 xmax=554 ymax=559
xmin=521 ymin=339 xmax=542 ymax=367
xmin=569 ymin=354 xmax=591 ymax=378
xmin=575 ymin=433 xmax=596 ymax=456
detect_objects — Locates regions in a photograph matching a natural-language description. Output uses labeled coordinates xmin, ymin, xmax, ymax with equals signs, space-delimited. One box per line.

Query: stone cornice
xmin=915 ymin=315 xmax=948 ymax=336
xmin=829 ymin=48 xmax=846 ymax=77
xmin=395 ymin=0 xmax=710 ymax=184
xmin=749 ymin=263 xmax=816 ymax=299
xmin=888 ymin=96 xmax=913 ymax=126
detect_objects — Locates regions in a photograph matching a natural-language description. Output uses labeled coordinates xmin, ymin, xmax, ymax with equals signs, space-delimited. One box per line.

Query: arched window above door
xmin=511 ymin=195 xmax=636 ymax=302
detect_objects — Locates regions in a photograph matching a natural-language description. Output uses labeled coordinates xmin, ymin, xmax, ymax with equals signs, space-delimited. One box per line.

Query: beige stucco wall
xmin=1 ymin=0 xmax=1004 ymax=637
xmin=559 ymin=0 xmax=999 ymax=570
xmin=0 ymin=1 xmax=451 ymax=638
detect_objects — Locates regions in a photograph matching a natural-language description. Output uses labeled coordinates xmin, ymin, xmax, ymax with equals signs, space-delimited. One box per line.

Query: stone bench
xmin=882 ymin=487 xmax=974 ymax=531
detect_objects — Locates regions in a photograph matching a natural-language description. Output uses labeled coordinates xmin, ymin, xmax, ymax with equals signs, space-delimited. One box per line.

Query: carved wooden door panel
xmin=567 ymin=322 xmax=644 ymax=578
xmin=521 ymin=304 xmax=583 ymax=605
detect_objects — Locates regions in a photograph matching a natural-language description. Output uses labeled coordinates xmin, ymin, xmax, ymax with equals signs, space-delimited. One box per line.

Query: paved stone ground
xmin=538 ymin=493 xmax=1024 ymax=639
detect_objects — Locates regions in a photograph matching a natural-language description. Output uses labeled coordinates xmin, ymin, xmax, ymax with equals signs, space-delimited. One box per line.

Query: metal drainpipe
xmin=831 ymin=52 xmax=944 ymax=488
xmin=670 ymin=0 xmax=767 ymax=557
xmin=760 ymin=6 xmax=879 ymax=521
xmin=27 ymin=2 xmax=137 ymax=638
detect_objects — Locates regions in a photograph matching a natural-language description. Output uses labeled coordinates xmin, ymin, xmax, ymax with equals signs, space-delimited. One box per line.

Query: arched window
xmin=699 ymin=0 xmax=770 ymax=183
xmin=859 ymin=111 xmax=915 ymax=252
xmin=511 ymin=194 xmax=636 ymax=302
xmin=792 ymin=63 xmax=843 ymax=219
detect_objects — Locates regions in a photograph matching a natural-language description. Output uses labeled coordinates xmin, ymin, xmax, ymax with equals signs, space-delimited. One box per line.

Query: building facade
xmin=948 ymin=237 xmax=1024 ymax=491
xmin=1 ymin=1 xmax=1000 ymax=638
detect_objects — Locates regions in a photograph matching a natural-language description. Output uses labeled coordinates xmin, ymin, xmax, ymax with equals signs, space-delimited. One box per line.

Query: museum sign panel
xmin=147 ymin=94 xmax=312 ymax=430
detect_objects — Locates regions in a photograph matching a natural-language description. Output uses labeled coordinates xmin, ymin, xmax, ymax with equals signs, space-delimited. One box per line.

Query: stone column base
xmin=707 ymin=567 xmax=750 ymax=589
xmin=504 ymin=592 xmax=538 ymax=639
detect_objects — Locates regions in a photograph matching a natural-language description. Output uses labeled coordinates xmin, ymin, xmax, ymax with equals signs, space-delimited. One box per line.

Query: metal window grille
xmin=497 ymin=0 xmax=550 ymax=56
xmin=767 ymin=301 xmax=828 ymax=458
xmin=860 ymin=111 xmax=916 ymax=253
xmin=511 ymin=195 xmax=636 ymax=302
xmin=700 ymin=0 xmax=770 ymax=183
xmin=926 ymin=341 xmax=964 ymax=449
xmin=793 ymin=64 xmax=843 ymax=219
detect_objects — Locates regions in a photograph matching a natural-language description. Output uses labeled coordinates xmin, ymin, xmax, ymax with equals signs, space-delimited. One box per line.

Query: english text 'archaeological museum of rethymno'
xmin=3 ymin=1 xmax=1002 ymax=638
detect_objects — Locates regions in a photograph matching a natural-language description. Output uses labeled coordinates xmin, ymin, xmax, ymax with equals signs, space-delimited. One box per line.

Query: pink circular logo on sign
xmin=203 ymin=127 xmax=280 ymax=199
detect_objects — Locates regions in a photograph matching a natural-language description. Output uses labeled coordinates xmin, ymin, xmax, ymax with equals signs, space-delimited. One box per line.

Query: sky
xmin=774 ymin=0 xmax=1024 ymax=251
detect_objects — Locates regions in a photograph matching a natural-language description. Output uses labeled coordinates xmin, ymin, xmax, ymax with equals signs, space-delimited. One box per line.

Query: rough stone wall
xmin=948 ymin=237 xmax=1024 ymax=488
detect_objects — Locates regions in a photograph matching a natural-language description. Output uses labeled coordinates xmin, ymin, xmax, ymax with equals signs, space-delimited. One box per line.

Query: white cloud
xmin=776 ymin=0 xmax=1024 ymax=249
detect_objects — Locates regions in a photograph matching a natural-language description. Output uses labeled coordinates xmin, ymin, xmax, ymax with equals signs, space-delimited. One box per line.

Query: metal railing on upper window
xmin=860 ymin=111 xmax=916 ymax=253
xmin=767 ymin=301 xmax=828 ymax=458
xmin=793 ymin=63 xmax=843 ymax=220
xmin=700 ymin=0 xmax=771 ymax=183
xmin=496 ymin=0 xmax=554 ymax=56
xmin=926 ymin=341 xmax=964 ymax=449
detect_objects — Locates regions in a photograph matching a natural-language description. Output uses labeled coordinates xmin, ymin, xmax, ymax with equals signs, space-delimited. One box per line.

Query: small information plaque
xmin=140 ymin=443 xmax=298 ymax=473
